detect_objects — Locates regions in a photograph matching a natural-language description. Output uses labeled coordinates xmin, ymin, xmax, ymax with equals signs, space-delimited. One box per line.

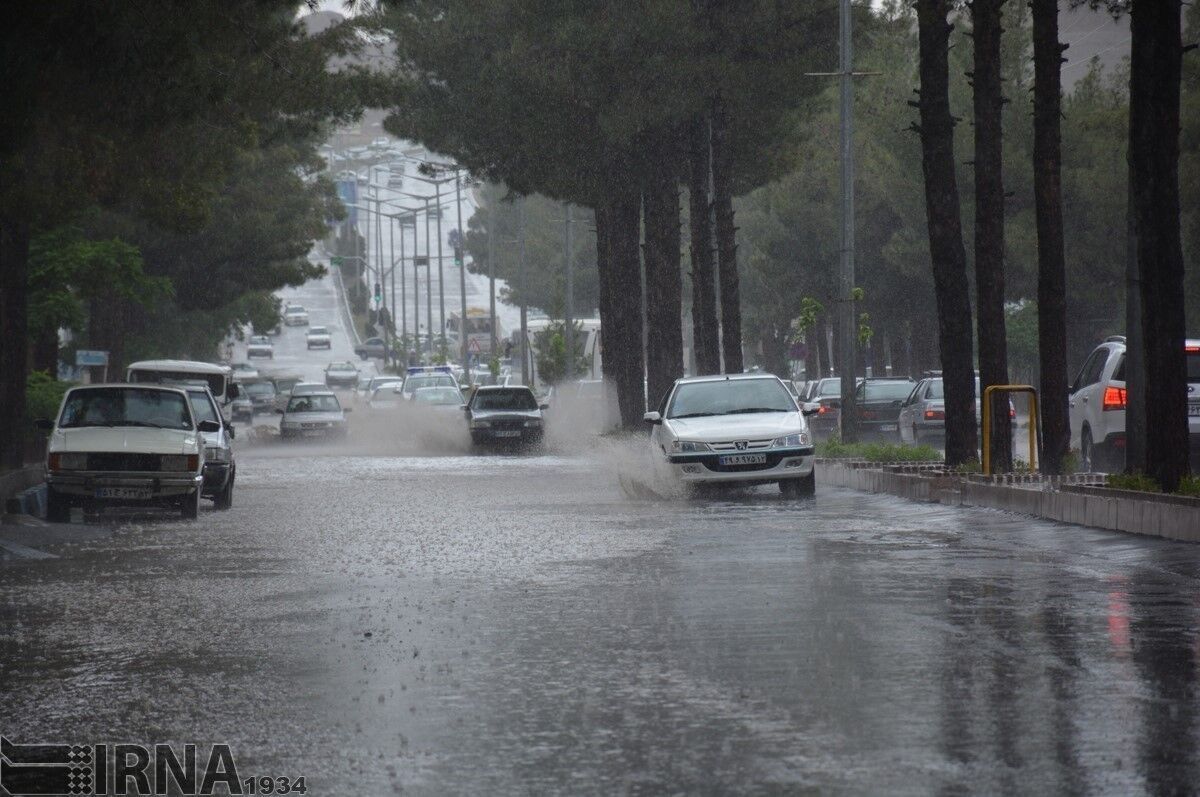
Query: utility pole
xmin=424 ymin=198 xmax=433 ymax=364
xmin=375 ymin=193 xmax=385 ymax=361
xmin=488 ymin=199 xmax=497 ymax=360
xmin=519 ymin=197 xmax=529 ymax=386
xmin=435 ymin=180 xmax=445 ymax=359
xmin=399 ymin=217 xmax=407 ymax=362
xmin=456 ymin=171 xmax=469 ymax=383
xmin=564 ymin=202 xmax=574 ymax=382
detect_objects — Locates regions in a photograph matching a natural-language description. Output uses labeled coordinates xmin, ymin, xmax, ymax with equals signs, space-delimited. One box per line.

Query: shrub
xmin=1106 ymin=472 xmax=1161 ymax=493
xmin=816 ymin=439 xmax=943 ymax=463
xmin=25 ymin=371 xmax=71 ymax=425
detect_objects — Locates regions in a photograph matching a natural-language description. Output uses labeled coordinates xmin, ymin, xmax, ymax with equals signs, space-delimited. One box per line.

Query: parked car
xmin=306 ymin=326 xmax=332 ymax=350
xmin=246 ymin=335 xmax=274 ymax=359
xmin=40 ymin=384 xmax=218 ymax=520
xmin=181 ymin=384 xmax=236 ymax=509
xmin=852 ymin=378 xmax=917 ymax=441
xmin=283 ymin=304 xmax=309 ymax=326
xmin=354 ymin=336 xmax=395 ymax=360
xmin=277 ymin=390 xmax=350 ymax=441
xmin=806 ymin=377 xmax=860 ymax=439
xmin=324 ymin=361 xmax=360 ymax=389
xmin=465 ymin=386 xmax=547 ymax=448
xmin=897 ymin=375 xmax=1015 ymax=448
xmin=643 ymin=374 xmax=818 ymax=497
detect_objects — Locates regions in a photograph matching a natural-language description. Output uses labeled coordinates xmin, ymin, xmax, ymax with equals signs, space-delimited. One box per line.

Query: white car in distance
xmin=40 ymin=384 xmax=218 ymax=520
xmin=644 ymin=374 xmax=818 ymax=497
xmin=306 ymin=326 xmax=332 ymax=350
xmin=283 ymin=304 xmax=309 ymax=326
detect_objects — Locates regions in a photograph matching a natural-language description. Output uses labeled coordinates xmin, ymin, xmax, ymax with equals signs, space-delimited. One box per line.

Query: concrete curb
xmin=816 ymin=459 xmax=1200 ymax=543
xmin=1 ymin=467 xmax=43 ymax=514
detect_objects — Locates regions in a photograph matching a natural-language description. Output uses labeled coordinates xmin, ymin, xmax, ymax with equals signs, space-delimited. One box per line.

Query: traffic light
xmin=331 ymin=256 xmax=343 ymax=267
xmin=374 ymin=282 xmax=382 ymax=301
xmin=454 ymin=245 xmax=464 ymax=267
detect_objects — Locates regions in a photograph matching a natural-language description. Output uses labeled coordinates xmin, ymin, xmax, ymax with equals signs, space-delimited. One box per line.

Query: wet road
xmin=4 ymin=440 xmax=1200 ymax=794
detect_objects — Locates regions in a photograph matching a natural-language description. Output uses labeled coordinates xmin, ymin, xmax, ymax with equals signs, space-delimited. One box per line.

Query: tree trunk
xmin=1032 ymin=0 xmax=1070 ymax=475
xmin=916 ymin=0 xmax=979 ymax=467
xmin=687 ymin=113 xmax=720 ymax=375
xmin=972 ymin=0 xmax=1012 ymax=472
xmin=32 ymin=326 xmax=58 ymax=376
xmin=710 ymin=98 xmax=743 ymax=374
xmin=0 ymin=216 xmax=31 ymax=468
xmin=1123 ymin=170 xmax=1146 ymax=474
xmin=1129 ymin=0 xmax=1189 ymax=490
xmin=642 ymin=155 xmax=683 ymax=413
xmin=599 ymin=183 xmax=646 ymax=429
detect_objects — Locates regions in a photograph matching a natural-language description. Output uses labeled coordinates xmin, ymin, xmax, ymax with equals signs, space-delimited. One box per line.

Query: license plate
xmin=1190 ymin=404 xmax=1200 ymax=417
xmin=719 ymin=454 xmax=767 ymax=466
xmin=303 ymin=430 xmax=325 ymax=437
xmin=494 ymin=430 xmax=522 ymax=438
xmin=880 ymin=424 xmax=897 ymax=432
xmin=95 ymin=487 xmax=152 ymax=500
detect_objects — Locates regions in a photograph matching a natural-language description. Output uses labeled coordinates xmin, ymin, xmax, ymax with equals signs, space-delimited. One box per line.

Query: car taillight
xmin=923 ymin=409 xmax=945 ymax=421
xmin=1102 ymin=385 xmax=1127 ymax=411
xmin=818 ymin=405 xmax=833 ymax=415
xmin=860 ymin=410 xmax=876 ymax=420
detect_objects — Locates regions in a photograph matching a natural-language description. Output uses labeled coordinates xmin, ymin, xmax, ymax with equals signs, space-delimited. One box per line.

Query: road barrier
xmin=982 ymin=384 xmax=1038 ymax=475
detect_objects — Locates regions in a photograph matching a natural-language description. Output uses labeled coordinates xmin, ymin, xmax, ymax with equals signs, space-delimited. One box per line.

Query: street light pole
xmin=487 ymin=199 xmax=497 ymax=361
xmin=399 ymin=218 xmax=407 ymax=361
xmin=519 ymin=197 xmax=529 ymax=386
xmin=435 ymin=180 xmax=445 ymax=359
xmin=425 ymin=197 xmax=433 ymax=364
xmin=564 ymin=202 xmax=574 ymax=382
xmin=456 ymin=171 xmax=469 ymax=383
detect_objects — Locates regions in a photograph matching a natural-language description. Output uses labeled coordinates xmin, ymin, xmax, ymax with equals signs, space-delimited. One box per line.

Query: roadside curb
xmin=324 ymin=247 xmax=362 ymax=347
xmin=1 ymin=466 xmax=43 ymax=515
xmin=816 ymin=459 xmax=1200 ymax=543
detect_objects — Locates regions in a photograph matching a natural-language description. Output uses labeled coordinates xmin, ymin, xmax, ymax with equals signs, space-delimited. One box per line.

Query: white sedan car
xmin=305 ymin=325 xmax=332 ymax=349
xmin=644 ymin=374 xmax=817 ymax=497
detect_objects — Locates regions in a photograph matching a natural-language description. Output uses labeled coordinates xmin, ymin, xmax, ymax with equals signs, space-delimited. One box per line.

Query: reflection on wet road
xmin=3 ymin=444 xmax=1200 ymax=794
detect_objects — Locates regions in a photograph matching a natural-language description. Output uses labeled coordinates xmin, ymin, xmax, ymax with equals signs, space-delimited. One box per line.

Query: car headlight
xmin=49 ymin=452 xmax=88 ymax=470
xmin=524 ymin=418 xmax=542 ymax=427
xmin=671 ymin=440 xmax=711 ymax=453
xmin=161 ymin=454 xmax=199 ymax=472
xmin=205 ymin=446 xmax=229 ymax=463
xmin=471 ymin=420 xmax=491 ymax=429
xmin=773 ymin=433 xmax=811 ymax=448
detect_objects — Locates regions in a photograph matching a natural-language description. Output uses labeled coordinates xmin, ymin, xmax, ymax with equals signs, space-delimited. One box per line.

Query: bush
xmin=25 ymin=371 xmax=71 ymax=424
xmin=816 ymin=439 xmax=943 ymax=463
xmin=1176 ymin=476 xmax=1200 ymax=498
xmin=1106 ymin=472 xmax=1161 ymax=493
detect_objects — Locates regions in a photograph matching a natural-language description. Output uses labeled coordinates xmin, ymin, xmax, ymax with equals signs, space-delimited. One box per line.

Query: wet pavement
xmin=3 ymin=442 xmax=1200 ymax=795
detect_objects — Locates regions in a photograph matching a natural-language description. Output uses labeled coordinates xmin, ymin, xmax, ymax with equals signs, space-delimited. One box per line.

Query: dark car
xmin=852 ymin=378 xmax=917 ymax=441
xmin=806 ymin=377 xmax=861 ymax=440
xmin=354 ymin=336 xmax=396 ymax=360
xmin=465 ymin=386 xmax=547 ymax=448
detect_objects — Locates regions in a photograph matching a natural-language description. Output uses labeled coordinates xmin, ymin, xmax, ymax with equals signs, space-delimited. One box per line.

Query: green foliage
xmin=24 ymin=372 xmax=71 ymax=424
xmin=1106 ymin=472 xmax=1161 ymax=493
xmin=1176 ymin=476 xmax=1200 ymax=499
xmin=533 ymin=321 xmax=589 ymax=386
xmin=816 ymin=438 xmax=944 ymax=463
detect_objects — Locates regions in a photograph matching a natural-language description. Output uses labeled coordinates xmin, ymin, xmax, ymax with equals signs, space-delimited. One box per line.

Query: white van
xmin=126 ymin=360 xmax=238 ymax=405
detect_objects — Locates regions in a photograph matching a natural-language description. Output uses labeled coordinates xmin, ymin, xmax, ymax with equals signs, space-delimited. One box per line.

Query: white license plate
xmin=880 ymin=424 xmax=897 ymax=432
xmin=719 ymin=454 xmax=767 ymax=466
xmin=494 ymin=430 xmax=522 ymax=438
xmin=95 ymin=487 xmax=152 ymax=500
xmin=303 ymin=430 xmax=325 ymax=437
xmin=1190 ymin=404 xmax=1200 ymax=417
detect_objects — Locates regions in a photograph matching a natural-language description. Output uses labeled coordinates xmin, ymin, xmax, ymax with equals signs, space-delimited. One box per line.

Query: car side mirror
xmin=198 ymin=420 xmax=221 ymax=433
xmin=228 ymin=426 xmax=236 ymax=439
xmin=34 ymin=418 xmax=54 ymax=431
xmin=801 ymin=403 xmax=820 ymax=417
xmin=342 ymin=408 xmax=353 ymax=414
xmin=462 ymin=405 xmax=471 ymax=412
xmin=227 ymin=384 xmax=240 ymax=400
xmin=539 ymin=403 xmax=550 ymax=411
xmin=643 ymin=411 xmax=662 ymax=424
xmin=275 ymin=408 xmax=284 ymax=415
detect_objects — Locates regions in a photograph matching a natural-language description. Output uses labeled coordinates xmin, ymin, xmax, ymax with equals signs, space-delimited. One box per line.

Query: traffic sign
xmin=75 ymin=350 xmax=109 ymax=367
xmin=467 ymin=338 xmax=481 ymax=354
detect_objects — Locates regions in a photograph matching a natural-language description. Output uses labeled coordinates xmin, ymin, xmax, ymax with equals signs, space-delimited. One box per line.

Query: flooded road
xmin=4 ymin=443 xmax=1200 ymax=794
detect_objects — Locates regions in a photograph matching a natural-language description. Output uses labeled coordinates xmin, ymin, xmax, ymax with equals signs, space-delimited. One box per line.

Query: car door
xmin=1069 ymin=348 xmax=1108 ymax=448
xmin=898 ymin=381 xmax=924 ymax=443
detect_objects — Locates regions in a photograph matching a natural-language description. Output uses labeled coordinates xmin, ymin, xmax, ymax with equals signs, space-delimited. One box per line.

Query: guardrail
xmin=983 ymin=384 xmax=1039 ymax=475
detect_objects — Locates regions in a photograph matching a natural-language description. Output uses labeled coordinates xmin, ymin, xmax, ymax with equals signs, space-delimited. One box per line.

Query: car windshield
xmin=187 ymin=392 xmax=219 ymax=425
xmin=925 ymin=378 xmax=980 ymax=400
xmin=244 ymin=381 xmax=275 ymax=397
xmin=59 ymin=388 xmax=194 ymax=430
xmin=371 ymin=377 xmax=401 ymax=389
xmin=287 ymin=395 xmax=341 ymax=413
xmin=309 ymin=327 xmax=328 ymax=335
xmin=1188 ymin=350 xmax=1200 ymax=382
xmin=858 ymin=381 xmax=914 ymax=401
xmin=407 ymin=375 xmax=456 ymax=391
xmin=667 ymin=379 xmax=795 ymax=418
xmin=328 ymin=362 xmax=356 ymax=372
xmin=286 ymin=306 xmax=305 ymax=314
xmin=816 ymin=379 xmax=842 ymax=397
xmin=250 ymin=336 xmax=269 ymax=344
xmin=472 ymin=388 xmax=538 ymax=411
xmin=415 ymin=387 xmax=464 ymax=405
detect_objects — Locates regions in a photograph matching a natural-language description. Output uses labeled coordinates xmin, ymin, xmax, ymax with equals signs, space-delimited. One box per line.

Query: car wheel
xmin=780 ymin=471 xmax=816 ymax=498
xmin=181 ymin=487 xmax=201 ymax=519
xmin=1081 ymin=427 xmax=1097 ymax=472
xmin=214 ymin=470 xmax=234 ymax=510
xmin=46 ymin=486 xmax=71 ymax=523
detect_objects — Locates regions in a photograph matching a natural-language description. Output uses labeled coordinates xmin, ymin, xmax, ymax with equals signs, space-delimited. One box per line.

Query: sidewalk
xmin=816 ymin=459 xmax=1200 ymax=543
